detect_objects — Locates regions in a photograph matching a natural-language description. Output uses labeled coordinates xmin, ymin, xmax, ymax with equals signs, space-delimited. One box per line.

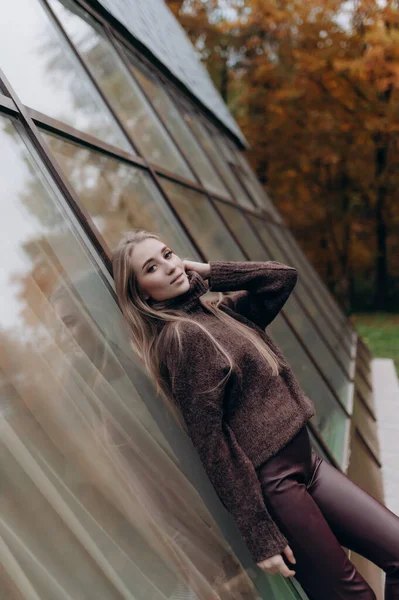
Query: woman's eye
xmin=147 ymin=251 xmax=173 ymax=273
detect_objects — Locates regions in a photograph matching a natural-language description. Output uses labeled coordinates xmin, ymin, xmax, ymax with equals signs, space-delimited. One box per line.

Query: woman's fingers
xmin=257 ymin=554 xmax=296 ymax=578
xmin=283 ymin=544 xmax=296 ymax=565
xmin=279 ymin=560 xmax=296 ymax=578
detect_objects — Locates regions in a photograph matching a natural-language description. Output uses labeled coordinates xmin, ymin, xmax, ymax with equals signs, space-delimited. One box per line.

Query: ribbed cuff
xmin=208 ymin=261 xmax=235 ymax=291
xmin=235 ymin=507 xmax=288 ymax=563
xmin=245 ymin=518 xmax=288 ymax=563
xmin=208 ymin=260 xmax=296 ymax=293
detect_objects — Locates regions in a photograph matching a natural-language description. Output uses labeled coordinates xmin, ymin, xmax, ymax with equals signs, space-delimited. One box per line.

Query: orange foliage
xmin=167 ymin=0 xmax=399 ymax=311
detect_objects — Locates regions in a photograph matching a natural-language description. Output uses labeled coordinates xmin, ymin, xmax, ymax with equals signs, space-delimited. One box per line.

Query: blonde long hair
xmin=112 ymin=230 xmax=284 ymax=432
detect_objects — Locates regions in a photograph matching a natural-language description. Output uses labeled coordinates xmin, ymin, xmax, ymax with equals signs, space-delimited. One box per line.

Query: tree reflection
xmin=0 ymin=118 xmax=265 ymax=600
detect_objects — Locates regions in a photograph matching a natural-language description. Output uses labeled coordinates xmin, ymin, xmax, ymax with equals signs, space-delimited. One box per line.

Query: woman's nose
xmin=166 ymin=262 xmax=177 ymax=274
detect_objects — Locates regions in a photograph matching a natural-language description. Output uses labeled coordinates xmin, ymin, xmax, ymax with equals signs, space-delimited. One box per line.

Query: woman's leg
xmin=307 ymin=451 xmax=399 ymax=600
xmin=256 ymin=427 xmax=378 ymax=600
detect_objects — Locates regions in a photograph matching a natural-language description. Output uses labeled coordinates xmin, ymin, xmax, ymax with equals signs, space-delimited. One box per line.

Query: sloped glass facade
xmin=0 ymin=0 xmax=381 ymax=598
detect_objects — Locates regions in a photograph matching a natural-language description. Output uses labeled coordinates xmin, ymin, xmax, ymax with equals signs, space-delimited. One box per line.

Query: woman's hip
xmin=255 ymin=425 xmax=321 ymax=495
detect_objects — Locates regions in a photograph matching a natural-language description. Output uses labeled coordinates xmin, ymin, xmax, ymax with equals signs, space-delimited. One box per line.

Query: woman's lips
xmin=172 ymin=272 xmax=184 ymax=284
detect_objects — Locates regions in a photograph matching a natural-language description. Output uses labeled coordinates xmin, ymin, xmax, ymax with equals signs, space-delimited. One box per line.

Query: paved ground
xmin=372 ymin=358 xmax=399 ymax=516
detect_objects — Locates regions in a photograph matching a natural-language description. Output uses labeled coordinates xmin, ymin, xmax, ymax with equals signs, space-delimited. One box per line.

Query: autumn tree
xmin=168 ymin=0 xmax=399 ymax=312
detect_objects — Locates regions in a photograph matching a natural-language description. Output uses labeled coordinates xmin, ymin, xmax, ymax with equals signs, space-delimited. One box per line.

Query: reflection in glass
xmin=215 ymin=203 xmax=352 ymax=409
xmin=248 ymin=216 xmax=353 ymax=408
xmin=160 ymin=179 xmax=246 ymax=261
xmin=127 ymin=54 xmax=231 ymax=198
xmin=206 ymin=125 xmax=255 ymax=210
xmin=308 ymin=429 xmax=331 ymax=463
xmin=352 ymin=394 xmax=380 ymax=459
xmin=274 ymin=225 xmax=354 ymax=351
xmin=176 ymin=103 xmax=237 ymax=199
xmin=253 ymin=217 xmax=353 ymax=355
xmin=282 ymin=226 xmax=350 ymax=331
xmin=356 ymin=350 xmax=372 ymax=385
xmin=211 ymin=129 xmax=238 ymax=165
xmin=215 ymin=201 xmax=266 ymax=260
xmin=347 ymin=430 xmax=384 ymax=504
xmin=268 ymin=317 xmax=347 ymax=465
xmin=0 ymin=0 xmax=131 ymax=150
xmin=284 ymin=293 xmax=352 ymax=409
xmin=49 ymin=0 xmax=195 ymax=180
xmin=186 ymin=116 xmax=249 ymax=204
xmin=42 ymin=131 xmax=199 ymax=259
xmin=355 ymin=368 xmax=375 ymax=414
xmin=229 ymin=145 xmax=283 ymax=221
xmin=0 ymin=116 xmax=267 ymax=599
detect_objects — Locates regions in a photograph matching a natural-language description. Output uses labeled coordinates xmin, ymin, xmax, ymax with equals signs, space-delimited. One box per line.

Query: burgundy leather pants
xmin=255 ymin=426 xmax=399 ymax=600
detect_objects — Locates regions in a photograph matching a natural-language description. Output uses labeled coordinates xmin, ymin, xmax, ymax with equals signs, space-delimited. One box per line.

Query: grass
xmin=350 ymin=313 xmax=399 ymax=377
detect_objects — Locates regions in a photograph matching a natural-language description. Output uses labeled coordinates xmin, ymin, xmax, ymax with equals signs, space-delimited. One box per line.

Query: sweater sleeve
xmin=208 ymin=260 xmax=297 ymax=330
xmin=165 ymin=324 xmax=288 ymax=562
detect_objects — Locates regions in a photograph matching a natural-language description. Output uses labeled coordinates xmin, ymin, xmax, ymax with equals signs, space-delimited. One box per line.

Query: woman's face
xmin=53 ymin=296 xmax=99 ymax=359
xmin=130 ymin=238 xmax=190 ymax=302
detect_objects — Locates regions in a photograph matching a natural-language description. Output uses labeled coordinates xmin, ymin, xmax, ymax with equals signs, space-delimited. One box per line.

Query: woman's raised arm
xmin=208 ymin=260 xmax=298 ymax=330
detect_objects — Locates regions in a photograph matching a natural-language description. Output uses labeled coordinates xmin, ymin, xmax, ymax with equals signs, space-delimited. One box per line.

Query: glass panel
xmin=0 ymin=0 xmax=131 ymax=151
xmin=285 ymin=293 xmax=352 ymax=409
xmin=266 ymin=220 xmax=353 ymax=351
xmin=250 ymin=216 xmax=353 ymax=354
xmin=176 ymin=102 xmax=235 ymax=198
xmin=347 ymin=430 xmax=384 ymax=503
xmin=357 ymin=339 xmax=372 ymax=363
xmin=247 ymin=215 xmax=353 ymax=407
xmin=215 ymin=201 xmax=266 ymax=261
xmin=229 ymin=145 xmax=283 ymax=220
xmin=45 ymin=128 xmax=351 ymax=594
xmin=212 ymin=130 xmax=238 ymax=165
xmin=216 ymin=204 xmax=352 ymax=408
xmin=308 ymin=429 xmax=331 ymax=463
xmin=267 ymin=317 xmax=348 ymax=465
xmin=48 ymin=0 xmax=194 ymax=181
xmin=42 ymin=130 xmax=198 ymax=257
xmin=160 ymin=179 xmax=246 ymax=261
xmin=352 ymin=394 xmax=380 ymax=459
xmin=357 ymin=341 xmax=373 ymax=379
xmin=355 ymin=367 xmax=375 ymax=413
xmin=278 ymin=223 xmax=353 ymax=352
xmin=204 ymin=123 xmax=255 ymax=210
xmin=282 ymin=226 xmax=351 ymax=331
xmin=356 ymin=357 xmax=373 ymax=387
xmin=125 ymin=53 xmax=231 ymax=198
xmin=239 ymin=168 xmax=277 ymax=215
xmin=0 ymin=115 xmax=281 ymax=599
xmin=358 ymin=338 xmax=372 ymax=361
xmin=188 ymin=117 xmax=252 ymax=204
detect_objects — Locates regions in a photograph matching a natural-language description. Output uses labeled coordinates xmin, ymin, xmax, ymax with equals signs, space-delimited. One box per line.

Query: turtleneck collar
xmin=147 ymin=269 xmax=208 ymax=313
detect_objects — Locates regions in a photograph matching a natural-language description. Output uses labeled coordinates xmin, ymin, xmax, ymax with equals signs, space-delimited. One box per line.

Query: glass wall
xmin=248 ymin=217 xmax=354 ymax=408
xmin=48 ymin=0 xmax=196 ymax=181
xmin=41 ymin=131 xmax=199 ymax=257
xmin=0 ymin=115 xmax=273 ymax=600
xmin=0 ymin=0 xmax=131 ymax=150
xmin=123 ymin=49 xmax=232 ymax=198
xmin=0 ymin=0 xmax=371 ymax=597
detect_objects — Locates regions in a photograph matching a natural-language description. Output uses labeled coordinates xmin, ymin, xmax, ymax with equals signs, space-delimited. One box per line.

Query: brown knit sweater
xmin=154 ymin=261 xmax=316 ymax=563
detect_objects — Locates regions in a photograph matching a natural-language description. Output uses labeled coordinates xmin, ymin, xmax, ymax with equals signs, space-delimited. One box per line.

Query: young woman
xmin=112 ymin=229 xmax=399 ymax=600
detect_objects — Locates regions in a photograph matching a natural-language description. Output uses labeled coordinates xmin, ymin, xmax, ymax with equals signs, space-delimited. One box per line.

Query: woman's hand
xmin=182 ymin=259 xmax=211 ymax=281
xmin=257 ymin=545 xmax=296 ymax=578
